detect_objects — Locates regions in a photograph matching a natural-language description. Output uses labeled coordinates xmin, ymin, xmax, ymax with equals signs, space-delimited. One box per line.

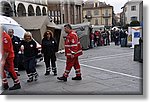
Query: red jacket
xmin=95 ymin=31 xmax=100 ymax=38
xmin=2 ymin=32 xmax=14 ymax=59
xmin=65 ymin=31 xmax=83 ymax=58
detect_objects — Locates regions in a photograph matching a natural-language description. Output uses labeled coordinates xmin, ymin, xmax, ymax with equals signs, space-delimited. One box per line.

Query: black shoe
xmin=57 ymin=76 xmax=67 ymax=82
xmin=72 ymin=76 xmax=82 ymax=80
xmin=44 ymin=71 xmax=50 ymax=76
xmin=53 ymin=71 xmax=57 ymax=76
xmin=9 ymin=84 xmax=21 ymax=90
xmin=27 ymin=78 xmax=33 ymax=83
xmin=34 ymin=74 xmax=39 ymax=81
xmin=52 ymin=68 xmax=57 ymax=76
xmin=3 ymin=84 xmax=9 ymax=90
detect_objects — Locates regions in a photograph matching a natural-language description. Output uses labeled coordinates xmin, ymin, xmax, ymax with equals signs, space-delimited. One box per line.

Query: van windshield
xmin=3 ymin=24 xmax=26 ymax=39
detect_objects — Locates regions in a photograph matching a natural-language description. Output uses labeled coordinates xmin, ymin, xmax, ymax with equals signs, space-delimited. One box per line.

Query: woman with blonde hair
xmin=20 ymin=32 xmax=38 ymax=82
xmin=41 ymin=30 xmax=58 ymax=76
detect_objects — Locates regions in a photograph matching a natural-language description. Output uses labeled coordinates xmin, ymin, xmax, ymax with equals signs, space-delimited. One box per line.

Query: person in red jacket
xmin=57 ymin=24 xmax=83 ymax=82
xmin=1 ymin=31 xmax=21 ymax=90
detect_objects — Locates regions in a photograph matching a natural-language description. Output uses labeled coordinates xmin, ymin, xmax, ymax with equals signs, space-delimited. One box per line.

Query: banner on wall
xmin=128 ymin=26 xmax=142 ymax=48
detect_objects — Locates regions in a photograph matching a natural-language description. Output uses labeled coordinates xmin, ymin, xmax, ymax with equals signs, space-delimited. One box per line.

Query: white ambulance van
xmin=0 ymin=15 xmax=43 ymax=70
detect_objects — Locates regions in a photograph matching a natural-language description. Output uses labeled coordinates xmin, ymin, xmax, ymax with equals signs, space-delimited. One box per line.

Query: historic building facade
xmin=0 ymin=0 xmax=48 ymax=17
xmin=47 ymin=0 xmax=83 ymax=24
xmin=121 ymin=0 xmax=143 ymax=26
xmin=83 ymin=0 xmax=113 ymax=27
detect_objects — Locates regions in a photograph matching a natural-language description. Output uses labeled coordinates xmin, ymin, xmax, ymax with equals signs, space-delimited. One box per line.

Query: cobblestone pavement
xmin=2 ymin=43 xmax=143 ymax=95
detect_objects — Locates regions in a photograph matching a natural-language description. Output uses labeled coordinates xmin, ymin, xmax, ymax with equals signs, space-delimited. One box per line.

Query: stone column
xmin=80 ymin=5 xmax=83 ymax=23
xmin=60 ymin=2 xmax=65 ymax=24
xmin=67 ymin=0 xmax=71 ymax=23
xmin=74 ymin=4 xmax=77 ymax=24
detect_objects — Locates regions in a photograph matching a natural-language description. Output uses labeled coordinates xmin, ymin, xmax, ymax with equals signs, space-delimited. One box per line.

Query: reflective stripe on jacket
xmin=65 ymin=31 xmax=82 ymax=58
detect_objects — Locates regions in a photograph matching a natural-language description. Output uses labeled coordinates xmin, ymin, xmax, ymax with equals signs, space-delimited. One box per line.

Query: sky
xmin=84 ymin=0 xmax=129 ymax=13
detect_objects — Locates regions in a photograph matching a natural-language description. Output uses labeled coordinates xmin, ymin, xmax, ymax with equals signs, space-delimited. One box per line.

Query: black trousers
xmin=115 ymin=38 xmax=119 ymax=45
xmin=24 ymin=56 xmax=37 ymax=75
xmin=14 ymin=53 xmax=19 ymax=68
xmin=44 ymin=54 xmax=56 ymax=68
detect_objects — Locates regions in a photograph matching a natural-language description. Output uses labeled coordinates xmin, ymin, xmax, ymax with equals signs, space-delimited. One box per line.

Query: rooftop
xmin=83 ymin=1 xmax=113 ymax=9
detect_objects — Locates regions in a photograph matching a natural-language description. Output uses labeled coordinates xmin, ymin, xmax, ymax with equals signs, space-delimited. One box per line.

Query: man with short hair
xmin=57 ymin=24 xmax=83 ymax=82
xmin=8 ymin=29 xmax=21 ymax=76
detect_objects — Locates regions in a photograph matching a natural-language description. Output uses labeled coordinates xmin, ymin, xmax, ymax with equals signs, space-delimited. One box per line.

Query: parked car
xmin=0 ymin=15 xmax=43 ymax=70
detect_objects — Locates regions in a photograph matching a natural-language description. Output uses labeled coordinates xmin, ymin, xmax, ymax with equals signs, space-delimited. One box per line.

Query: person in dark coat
xmin=106 ymin=30 xmax=110 ymax=45
xmin=120 ymin=29 xmax=126 ymax=47
xmin=8 ymin=29 xmax=21 ymax=76
xmin=20 ymin=32 xmax=38 ymax=82
xmin=41 ymin=30 xmax=57 ymax=76
xmin=114 ymin=30 xmax=120 ymax=46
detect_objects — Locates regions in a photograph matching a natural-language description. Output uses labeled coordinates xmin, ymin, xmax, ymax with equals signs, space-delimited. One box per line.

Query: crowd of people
xmin=89 ymin=28 xmax=128 ymax=48
xmin=1 ymin=24 xmax=83 ymax=90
